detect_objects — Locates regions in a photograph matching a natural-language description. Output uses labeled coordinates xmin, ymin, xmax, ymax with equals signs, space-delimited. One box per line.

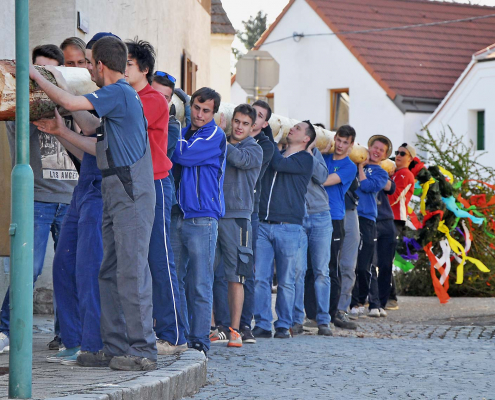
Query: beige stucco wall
xmin=2 ymin=0 xmax=211 ymax=88
xmin=210 ymin=33 xmax=234 ymax=102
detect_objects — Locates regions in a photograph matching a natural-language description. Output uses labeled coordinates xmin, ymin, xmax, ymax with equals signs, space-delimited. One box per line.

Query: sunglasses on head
xmin=154 ymin=71 xmax=176 ymax=83
xmin=395 ymin=151 xmax=409 ymax=157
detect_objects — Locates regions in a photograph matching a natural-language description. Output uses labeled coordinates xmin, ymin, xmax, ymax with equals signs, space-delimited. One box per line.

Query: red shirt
xmin=388 ymin=167 xmax=415 ymax=221
xmin=138 ymin=84 xmax=171 ymax=180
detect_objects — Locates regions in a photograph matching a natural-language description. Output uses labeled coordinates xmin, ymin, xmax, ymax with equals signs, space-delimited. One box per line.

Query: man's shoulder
xmin=139 ymin=85 xmax=167 ymax=105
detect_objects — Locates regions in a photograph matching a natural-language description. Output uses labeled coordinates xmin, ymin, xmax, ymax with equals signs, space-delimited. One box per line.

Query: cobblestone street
xmin=190 ymin=296 xmax=495 ymax=399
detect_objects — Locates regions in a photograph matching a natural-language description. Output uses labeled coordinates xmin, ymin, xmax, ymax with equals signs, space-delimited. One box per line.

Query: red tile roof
xmin=256 ymin=0 xmax=495 ymax=100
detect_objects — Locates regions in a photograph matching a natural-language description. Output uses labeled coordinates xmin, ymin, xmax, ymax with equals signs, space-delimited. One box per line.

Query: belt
xmin=264 ymin=220 xmax=288 ymax=225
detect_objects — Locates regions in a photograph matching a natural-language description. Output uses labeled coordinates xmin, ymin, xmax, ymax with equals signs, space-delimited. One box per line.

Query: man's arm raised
xmin=29 ymin=65 xmax=94 ymax=113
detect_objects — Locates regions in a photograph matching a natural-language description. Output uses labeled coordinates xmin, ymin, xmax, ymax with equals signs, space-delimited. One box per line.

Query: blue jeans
xmin=0 ymin=201 xmax=68 ymax=335
xmin=149 ymin=178 xmax=186 ymax=345
xmin=174 ymin=216 xmax=218 ymax=352
xmin=294 ymin=212 xmax=332 ymax=326
xmin=254 ymin=222 xmax=304 ymax=331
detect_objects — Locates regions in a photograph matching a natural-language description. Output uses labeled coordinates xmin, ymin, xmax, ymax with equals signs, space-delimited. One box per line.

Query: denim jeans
xmin=294 ymin=212 xmax=332 ymax=326
xmin=174 ymin=216 xmax=218 ymax=352
xmin=254 ymin=222 xmax=304 ymax=331
xmin=338 ymin=208 xmax=360 ymax=312
xmin=0 ymin=201 xmax=68 ymax=335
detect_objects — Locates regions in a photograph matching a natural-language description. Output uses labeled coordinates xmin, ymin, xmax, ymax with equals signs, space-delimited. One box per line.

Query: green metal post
xmin=9 ymin=0 xmax=34 ymax=398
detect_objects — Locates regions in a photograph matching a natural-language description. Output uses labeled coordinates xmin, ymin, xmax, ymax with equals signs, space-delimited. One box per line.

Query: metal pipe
xmin=9 ymin=0 xmax=34 ymax=397
xmin=254 ymin=56 xmax=259 ymax=101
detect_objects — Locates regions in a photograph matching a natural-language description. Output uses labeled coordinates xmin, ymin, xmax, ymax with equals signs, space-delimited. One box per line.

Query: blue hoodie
xmin=355 ymin=164 xmax=388 ymax=221
xmin=172 ymin=119 xmax=227 ymax=220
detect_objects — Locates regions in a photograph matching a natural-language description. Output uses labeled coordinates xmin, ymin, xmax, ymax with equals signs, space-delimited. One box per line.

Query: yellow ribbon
xmin=438 ymin=166 xmax=454 ymax=183
xmin=420 ymin=178 xmax=435 ymax=216
xmin=437 ymin=221 xmax=490 ymax=284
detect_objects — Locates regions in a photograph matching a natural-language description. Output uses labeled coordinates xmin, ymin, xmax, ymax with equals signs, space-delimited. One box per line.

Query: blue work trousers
xmin=53 ymin=155 xmax=103 ymax=352
xmin=0 ymin=201 xmax=68 ymax=335
xmin=149 ymin=178 xmax=186 ymax=345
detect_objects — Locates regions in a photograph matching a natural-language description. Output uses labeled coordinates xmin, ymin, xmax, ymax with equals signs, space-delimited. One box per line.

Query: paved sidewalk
xmin=191 ymin=296 xmax=495 ymax=400
xmin=0 ymin=316 xmax=206 ymax=399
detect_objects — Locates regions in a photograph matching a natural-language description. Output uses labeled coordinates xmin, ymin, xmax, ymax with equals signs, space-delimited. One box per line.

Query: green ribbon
xmin=394 ymin=252 xmax=415 ymax=272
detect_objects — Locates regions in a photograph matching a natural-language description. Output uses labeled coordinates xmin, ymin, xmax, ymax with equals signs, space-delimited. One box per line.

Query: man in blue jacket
xmin=253 ymin=121 xmax=315 ymax=339
xmin=172 ymin=87 xmax=227 ymax=355
xmin=350 ymin=135 xmax=391 ymax=318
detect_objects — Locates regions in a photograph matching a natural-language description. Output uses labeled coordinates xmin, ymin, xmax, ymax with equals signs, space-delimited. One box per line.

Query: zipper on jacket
xmin=196 ymin=166 xmax=202 ymax=209
xmin=265 ymin=171 xmax=277 ymax=220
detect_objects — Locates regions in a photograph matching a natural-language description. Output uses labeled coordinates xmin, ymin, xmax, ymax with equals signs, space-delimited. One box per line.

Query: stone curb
xmin=46 ymin=350 xmax=207 ymax=400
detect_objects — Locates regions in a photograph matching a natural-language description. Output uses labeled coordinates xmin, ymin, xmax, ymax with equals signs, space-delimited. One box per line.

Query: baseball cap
xmin=86 ymin=32 xmax=121 ymax=49
xmin=398 ymin=143 xmax=417 ymax=159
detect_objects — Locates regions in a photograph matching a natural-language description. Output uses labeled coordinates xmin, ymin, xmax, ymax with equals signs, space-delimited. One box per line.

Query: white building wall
xmin=2 ymin=0 xmax=212 ymax=89
xmin=426 ymin=61 xmax=495 ymax=169
xmin=404 ymin=112 xmax=432 ymax=155
xmin=256 ymin=0 xmax=405 ymax=147
xmin=231 ymin=80 xmax=249 ymax=105
xmin=210 ymin=33 xmax=234 ymax=102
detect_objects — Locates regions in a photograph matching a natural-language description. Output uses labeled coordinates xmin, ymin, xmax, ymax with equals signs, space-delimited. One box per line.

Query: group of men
xmin=0 ymin=31 xmax=418 ymax=371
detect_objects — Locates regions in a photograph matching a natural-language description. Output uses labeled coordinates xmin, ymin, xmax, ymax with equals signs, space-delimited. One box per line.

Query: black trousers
xmin=305 ymin=219 xmax=344 ymax=322
xmin=351 ymin=217 xmax=376 ymax=309
xmin=374 ymin=219 xmax=397 ymax=308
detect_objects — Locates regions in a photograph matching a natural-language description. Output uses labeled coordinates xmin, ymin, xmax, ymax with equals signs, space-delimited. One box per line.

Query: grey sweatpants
xmin=337 ymin=207 xmax=360 ymax=312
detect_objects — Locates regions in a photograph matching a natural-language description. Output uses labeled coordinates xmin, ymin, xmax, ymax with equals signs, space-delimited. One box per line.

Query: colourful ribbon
xmin=393 ymin=252 xmax=415 ymax=272
xmin=420 ymin=178 xmax=435 ymax=216
xmin=442 ymin=196 xmax=485 ymax=225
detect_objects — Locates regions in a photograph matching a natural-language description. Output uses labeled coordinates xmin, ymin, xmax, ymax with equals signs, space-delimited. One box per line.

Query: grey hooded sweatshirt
xmin=223 ymin=135 xmax=263 ymax=219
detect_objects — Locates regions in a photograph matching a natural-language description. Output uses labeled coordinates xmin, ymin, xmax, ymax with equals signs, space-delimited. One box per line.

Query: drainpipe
xmin=9 ymin=0 xmax=34 ymax=398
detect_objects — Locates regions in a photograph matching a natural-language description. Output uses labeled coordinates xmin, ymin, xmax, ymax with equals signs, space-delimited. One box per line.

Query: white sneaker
xmin=379 ymin=308 xmax=388 ymax=317
xmin=368 ymin=308 xmax=380 ymax=318
xmin=358 ymin=306 xmax=365 ymax=317
xmin=0 ymin=332 xmax=9 ymax=353
xmin=349 ymin=307 xmax=360 ymax=320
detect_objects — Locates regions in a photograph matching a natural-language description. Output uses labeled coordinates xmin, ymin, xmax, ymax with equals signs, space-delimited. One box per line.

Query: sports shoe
xmin=60 ymin=350 xmax=82 ymax=366
xmin=291 ymin=323 xmax=304 ymax=335
xmin=0 ymin=332 xmax=9 ymax=353
xmin=385 ymin=300 xmax=399 ymax=310
xmin=109 ymin=355 xmax=156 ymax=371
xmin=252 ymin=326 xmax=272 ymax=338
xmin=227 ymin=327 xmax=243 ymax=348
xmin=349 ymin=307 xmax=360 ymax=320
xmin=368 ymin=308 xmax=380 ymax=318
xmin=379 ymin=308 xmax=388 ymax=317
xmin=46 ymin=346 xmax=81 ymax=363
xmin=334 ymin=311 xmax=358 ymax=330
xmin=317 ymin=324 xmax=333 ymax=336
xmin=157 ymin=340 xmax=188 ymax=355
xmin=240 ymin=325 xmax=256 ymax=344
xmin=77 ymin=350 xmax=113 ymax=367
xmin=47 ymin=335 xmax=63 ymax=350
xmin=274 ymin=328 xmax=291 ymax=339
xmin=209 ymin=326 xmax=229 ymax=342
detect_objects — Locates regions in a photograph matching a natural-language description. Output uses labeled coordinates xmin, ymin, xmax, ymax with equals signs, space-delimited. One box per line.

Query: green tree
xmin=237 ymin=11 xmax=267 ymax=51
xmin=232 ymin=10 xmax=267 ymax=62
